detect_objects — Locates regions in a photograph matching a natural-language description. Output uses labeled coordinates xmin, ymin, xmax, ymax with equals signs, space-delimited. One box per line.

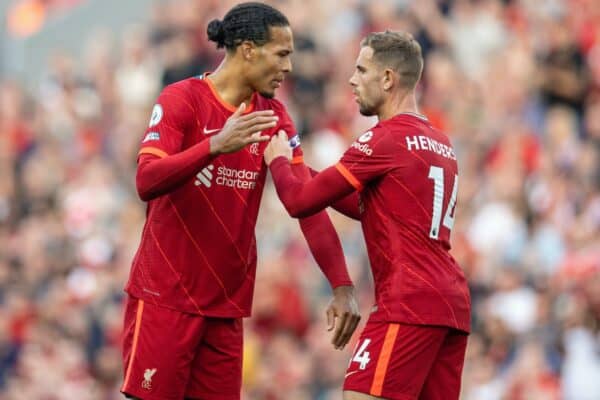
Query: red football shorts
xmin=343 ymin=320 xmax=468 ymax=400
xmin=120 ymin=296 xmax=243 ymax=400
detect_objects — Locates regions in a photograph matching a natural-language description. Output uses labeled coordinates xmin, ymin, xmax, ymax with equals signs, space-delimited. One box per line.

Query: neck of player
xmin=378 ymin=89 xmax=419 ymax=121
xmin=208 ymin=58 xmax=255 ymax=108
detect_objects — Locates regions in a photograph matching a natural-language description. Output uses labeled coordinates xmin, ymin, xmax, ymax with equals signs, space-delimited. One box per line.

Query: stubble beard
xmin=359 ymin=103 xmax=375 ymax=116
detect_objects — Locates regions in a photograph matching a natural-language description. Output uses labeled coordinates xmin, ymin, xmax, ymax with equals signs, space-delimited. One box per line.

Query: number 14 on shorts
xmin=349 ymin=338 xmax=372 ymax=370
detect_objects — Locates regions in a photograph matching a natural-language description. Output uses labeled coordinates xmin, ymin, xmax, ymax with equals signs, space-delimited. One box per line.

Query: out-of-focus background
xmin=0 ymin=0 xmax=599 ymax=399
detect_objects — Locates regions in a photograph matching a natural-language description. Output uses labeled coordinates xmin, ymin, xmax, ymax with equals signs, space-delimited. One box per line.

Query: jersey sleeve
xmin=138 ymin=83 xmax=197 ymax=160
xmin=337 ymin=127 xmax=398 ymax=190
xmin=271 ymin=100 xmax=303 ymax=164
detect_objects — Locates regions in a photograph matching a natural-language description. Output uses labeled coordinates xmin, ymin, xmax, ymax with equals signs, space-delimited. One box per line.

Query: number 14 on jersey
xmin=428 ymin=166 xmax=458 ymax=240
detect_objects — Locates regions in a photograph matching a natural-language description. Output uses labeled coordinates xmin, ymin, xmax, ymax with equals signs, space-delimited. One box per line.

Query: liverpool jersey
xmin=126 ymin=76 xmax=303 ymax=317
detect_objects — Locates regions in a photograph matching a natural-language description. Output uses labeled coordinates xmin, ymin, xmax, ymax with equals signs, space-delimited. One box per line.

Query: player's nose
xmin=282 ymin=57 xmax=292 ymax=73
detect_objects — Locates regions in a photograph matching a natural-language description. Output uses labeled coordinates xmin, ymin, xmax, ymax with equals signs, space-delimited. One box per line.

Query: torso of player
xmin=341 ymin=114 xmax=471 ymax=332
xmin=129 ymin=77 xmax=298 ymax=317
xmin=148 ymin=78 xmax=272 ymax=271
xmin=172 ymin=78 xmax=270 ymax=238
xmin=358 ymin=115 xmax=458 ymax=251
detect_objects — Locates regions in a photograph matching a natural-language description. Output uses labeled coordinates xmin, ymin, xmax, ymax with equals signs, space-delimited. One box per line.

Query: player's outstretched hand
xmin=327 ymin=285 xmax=361 ymax=350
xmin=264 ymin=130 xmax=293 ymax=165
xmin=210 ymin=103 xmax=276 ymax=155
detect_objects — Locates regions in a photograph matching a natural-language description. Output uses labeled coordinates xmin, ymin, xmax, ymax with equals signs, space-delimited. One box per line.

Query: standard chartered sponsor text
xmin=196 ymin=165 xmax=259 ymax=190
xmin=217 ymin=166 xmax=259 ymax=189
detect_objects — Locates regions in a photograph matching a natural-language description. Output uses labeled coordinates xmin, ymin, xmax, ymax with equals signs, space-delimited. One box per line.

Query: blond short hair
xmin=361 ymin=31 xmax=424 ymax=89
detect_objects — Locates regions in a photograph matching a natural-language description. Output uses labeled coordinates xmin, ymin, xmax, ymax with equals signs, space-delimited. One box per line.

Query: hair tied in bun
xmin=207 ymin=19 xmax=225 ymax=47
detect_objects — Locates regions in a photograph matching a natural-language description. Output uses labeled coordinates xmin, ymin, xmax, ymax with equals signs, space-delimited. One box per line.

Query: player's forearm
xmin=299 ymin=213 xmax=353 ymax=288
xmin=288 ymin=162 xmax=353 ymax=288
xmin=270 ymin=157 xmax=354 ymax=218
xmin=136 ymin=140 xmax=213 ymax=201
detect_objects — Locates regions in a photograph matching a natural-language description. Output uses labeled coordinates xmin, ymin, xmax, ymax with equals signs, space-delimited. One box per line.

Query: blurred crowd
xmin=1 ymin=0 xmax=600 ymax=399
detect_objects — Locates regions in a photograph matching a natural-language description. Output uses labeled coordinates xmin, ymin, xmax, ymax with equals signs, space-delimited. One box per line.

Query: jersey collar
xmin=200 ymin=72 xmax=256 ymax=114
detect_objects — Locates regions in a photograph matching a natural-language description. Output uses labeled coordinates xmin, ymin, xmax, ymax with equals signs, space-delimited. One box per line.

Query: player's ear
xmin=240 ymin=40 xmax=257 ymax=61
xmin=382 ymin=68 xmax=395 ymax=92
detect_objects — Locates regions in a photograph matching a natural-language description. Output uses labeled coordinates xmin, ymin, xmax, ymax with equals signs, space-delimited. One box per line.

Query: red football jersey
xmin=126 ymin=75 xmax=303 ymax=317
xmin=337 ymin=113 xmax=471 ymax=332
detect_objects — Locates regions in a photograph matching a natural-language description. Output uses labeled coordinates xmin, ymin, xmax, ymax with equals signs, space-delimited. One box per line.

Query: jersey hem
xmin=124 ymin=287 xmax=252 ymax=319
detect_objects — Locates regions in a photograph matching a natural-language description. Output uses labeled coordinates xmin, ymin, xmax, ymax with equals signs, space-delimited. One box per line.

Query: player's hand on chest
xmin=194 ymin=111 xmax=274 ymax=160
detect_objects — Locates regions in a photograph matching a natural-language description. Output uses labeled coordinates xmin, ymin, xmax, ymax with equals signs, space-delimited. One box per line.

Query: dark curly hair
xmin=207 ymin=2 xmax=289 ymax=51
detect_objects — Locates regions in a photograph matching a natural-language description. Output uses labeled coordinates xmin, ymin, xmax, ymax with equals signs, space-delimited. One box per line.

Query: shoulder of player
xmin=381 ymin=117 xmax=452 ymax=146
xmin=355 ymin=124 xmax=393 ymax=145
xmin=429 ymin=126 xmax=453 ymax=147
xmin=151 ymin=79 xmax=205 ymax=125
xmin=159 ymin=78 xmax=200 ymax=101
xmin=344 ymin=125 xmax=394 ymax=158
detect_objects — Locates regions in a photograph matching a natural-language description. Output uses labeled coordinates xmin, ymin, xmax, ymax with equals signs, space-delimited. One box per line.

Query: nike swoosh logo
xmin=203 ymin=127 xmax=220 ymax=134
xmin=344 ymin=370 xmax=359 ymax=379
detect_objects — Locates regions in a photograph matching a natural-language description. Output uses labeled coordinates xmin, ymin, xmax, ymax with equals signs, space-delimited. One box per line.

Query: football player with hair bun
xmin=120 ymin=3 xmax=360 ymax=400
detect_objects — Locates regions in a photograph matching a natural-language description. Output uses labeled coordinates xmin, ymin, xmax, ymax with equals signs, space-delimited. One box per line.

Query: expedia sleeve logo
xmin=351 ymin=131 xmax=375 ymax=156
xmin=288 ymin=134 xmax=301 ymax=149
